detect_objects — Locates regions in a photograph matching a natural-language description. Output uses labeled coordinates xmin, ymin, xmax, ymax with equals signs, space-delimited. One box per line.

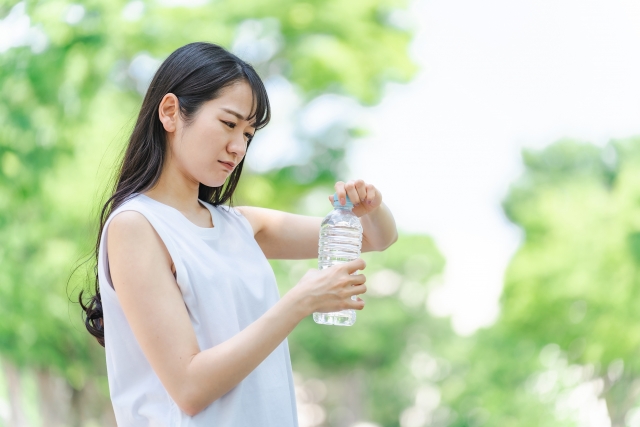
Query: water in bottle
xmin=313 ymin=193 xmax=363 ymax=326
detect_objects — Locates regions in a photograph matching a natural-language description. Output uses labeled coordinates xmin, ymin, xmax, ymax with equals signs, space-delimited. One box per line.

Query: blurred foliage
xmin=10 ymin=0 xmax=640 ymax=426
xmin=500 ymin=138 xmax=640 ymax=425
xmin=0 ymin=0 xmax=422 ymax=425
xmin=433 ymin=139 xmax=640 ymax=427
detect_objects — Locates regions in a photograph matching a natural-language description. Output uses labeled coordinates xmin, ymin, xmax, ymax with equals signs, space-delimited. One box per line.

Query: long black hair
xmin=79 ymin=42 xmax=271 ymax=347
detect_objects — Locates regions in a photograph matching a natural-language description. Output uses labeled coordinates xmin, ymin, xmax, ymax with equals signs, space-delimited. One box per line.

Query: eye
xmin=244 ymin=132 xmax=254 ymax=141
xmin=222 ymin=120 xmax=236 ymax=129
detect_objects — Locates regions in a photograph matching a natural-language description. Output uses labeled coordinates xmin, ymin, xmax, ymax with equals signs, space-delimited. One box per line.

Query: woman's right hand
xmin=292 ymin=258 xmax=367 ymax=316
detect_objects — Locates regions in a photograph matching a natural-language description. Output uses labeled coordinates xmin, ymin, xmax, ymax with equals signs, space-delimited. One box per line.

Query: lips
xmin=219 ymin=160 xmax=235 ymax=171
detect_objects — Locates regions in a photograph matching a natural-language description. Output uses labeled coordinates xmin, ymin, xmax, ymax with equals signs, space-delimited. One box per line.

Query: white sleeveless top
xmin=98 ymin=194 xmax=299 ymax=427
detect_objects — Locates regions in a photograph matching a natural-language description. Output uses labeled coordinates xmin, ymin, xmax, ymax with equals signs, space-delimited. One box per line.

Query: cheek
xmin=180 ymin=140 xmax=217 ymax=172
xmin=175 ymin=124 xmax=218 ymax=162
xmin=173 ymin=128 xmax=230 ymax=185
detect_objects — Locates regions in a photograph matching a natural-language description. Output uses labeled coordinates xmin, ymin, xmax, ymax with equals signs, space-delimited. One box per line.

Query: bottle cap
xmin=333 ymin=193 xmax=354 ymax=209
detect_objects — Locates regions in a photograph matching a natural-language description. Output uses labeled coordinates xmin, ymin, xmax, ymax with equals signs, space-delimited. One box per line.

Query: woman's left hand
xmin=330 ymin=180 xmax=383 ymax=218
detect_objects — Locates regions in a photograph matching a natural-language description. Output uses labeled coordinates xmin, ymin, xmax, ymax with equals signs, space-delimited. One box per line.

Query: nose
xmin=227 ymin=133 xmax=247 ymax=159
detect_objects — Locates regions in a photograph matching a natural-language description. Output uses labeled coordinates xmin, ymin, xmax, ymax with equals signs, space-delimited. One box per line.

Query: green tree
xmin=438 ymin=139 xmax=640 ymax=427
xmin=0 ymin=0 xmax=424 ymax=425
xmin=500 ymin=139 xmax=640 ymax=425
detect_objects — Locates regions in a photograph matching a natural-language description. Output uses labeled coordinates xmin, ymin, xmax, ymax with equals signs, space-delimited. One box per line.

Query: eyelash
xmin=223 ymin=121 xmax=254 ymax=141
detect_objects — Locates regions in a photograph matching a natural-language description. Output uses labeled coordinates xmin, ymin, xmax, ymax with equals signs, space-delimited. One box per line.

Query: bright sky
xmin=349 ymin=0 xmax=640 ymax=335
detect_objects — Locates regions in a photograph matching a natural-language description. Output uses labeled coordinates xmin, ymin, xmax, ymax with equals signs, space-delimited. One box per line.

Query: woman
xmin=80 ymin=42 xmax=397 ymax=426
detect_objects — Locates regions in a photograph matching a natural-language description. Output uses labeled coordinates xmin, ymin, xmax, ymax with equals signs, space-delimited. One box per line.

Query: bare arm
xmin=237 ymin=180 xmax=398 ymax=260
xmin=359 ymin=202 xmax=398 ymax=252
xmin=107 ymin=211 xmax=366 ymax=416
xmin=235 ymin=207 xmax=322 ymax=259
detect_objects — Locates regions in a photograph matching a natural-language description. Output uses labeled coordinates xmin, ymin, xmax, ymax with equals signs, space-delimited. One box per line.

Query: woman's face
xmin=165 ymin=81 xmax=256 ymax=188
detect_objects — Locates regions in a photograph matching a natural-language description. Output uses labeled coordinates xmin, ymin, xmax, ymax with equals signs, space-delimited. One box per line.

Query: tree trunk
xmin=100 ymin=399 xmax=117 ymax=427
xmin=67 ymin=378 xmax=118 ymax=427
xmin=344 ymin=369 xmax=366 ymax=424
xmin=69 ymin=386 xmax=85 ymax=427
xmin=605 ymin=376 xmax=640 ymax=427
xmin=2 ymin=359 xmax=27 ymax=427
xmin=325 ymin=369 xmax=367 ymax=427
xmin=36 ymin=369 xmax=70 ymax=427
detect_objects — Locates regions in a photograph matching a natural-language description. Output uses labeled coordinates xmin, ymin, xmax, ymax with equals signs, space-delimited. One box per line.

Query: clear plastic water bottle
xmin=313 ymin=193 xmax=363 ymax=326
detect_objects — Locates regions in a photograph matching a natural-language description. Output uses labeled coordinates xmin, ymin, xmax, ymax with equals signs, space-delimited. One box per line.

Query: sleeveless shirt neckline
xmin=137 ymin=194 xmax=222 ymax=240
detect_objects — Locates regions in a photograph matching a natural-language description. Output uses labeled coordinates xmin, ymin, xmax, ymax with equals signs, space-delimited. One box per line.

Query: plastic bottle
xmin=313 ymin=193 xmax=363 ymax=326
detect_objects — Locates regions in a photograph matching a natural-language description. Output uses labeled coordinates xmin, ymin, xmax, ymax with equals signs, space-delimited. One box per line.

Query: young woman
xmin=80 ymin=42 xmax=397 ymax=426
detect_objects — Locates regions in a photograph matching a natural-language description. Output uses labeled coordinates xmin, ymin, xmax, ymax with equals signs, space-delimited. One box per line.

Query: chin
xmin=200 ymin=176 xmax=229 ymax=189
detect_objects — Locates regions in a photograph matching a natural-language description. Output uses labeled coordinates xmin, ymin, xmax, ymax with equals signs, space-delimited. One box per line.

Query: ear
xmin=158 ymin=93 xmax=179 ymax=133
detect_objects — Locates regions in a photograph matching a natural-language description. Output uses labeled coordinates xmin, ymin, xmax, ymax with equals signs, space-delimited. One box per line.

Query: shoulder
xmin=107 ymin=210 xmax=162 ymax=249
xmin=109 ymin=210 xmax=152 ymax=236
xmin=233 ymin=205 xmax=267 ymax=236
xmin=107 ymin=195 xmax=159 ymax=240
xmin=106 ymin=210 xmax=172 ymax=267
xmin=108 ymin=210 xmax=155 ymax=248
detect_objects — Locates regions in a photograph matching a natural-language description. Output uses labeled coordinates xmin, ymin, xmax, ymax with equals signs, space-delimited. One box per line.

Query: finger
xmin=354 ymin=179 xmax=367 ymax=205
xmin=347 ymin=273 xmax=366 ymax=286
xmin=345 ymin=180 xmax=360 ymax=206
xmin=347 ymin=283 xmax=367 ymax=296
xmin=334 ymin=181 xmax=346 ymax=205
xmin=365 ymin=184 xmax=377 ymax=204
xmin=348 ymin=296 xmax=366 ymax=310
xmin=342 ymin=258 xmax=366 ymax=274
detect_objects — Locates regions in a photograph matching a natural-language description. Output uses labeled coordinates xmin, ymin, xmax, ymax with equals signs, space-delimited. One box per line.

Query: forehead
xmin=209 ymin=81 xmax=255 ymax=116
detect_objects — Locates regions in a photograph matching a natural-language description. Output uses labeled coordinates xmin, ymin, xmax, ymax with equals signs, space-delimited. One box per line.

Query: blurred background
xmin=2 ymin=0 xmax=640 ymax=426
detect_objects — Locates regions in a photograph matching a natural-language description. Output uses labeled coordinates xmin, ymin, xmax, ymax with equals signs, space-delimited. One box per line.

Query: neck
xmin=144 ymin=154 xmax=202 ymax=216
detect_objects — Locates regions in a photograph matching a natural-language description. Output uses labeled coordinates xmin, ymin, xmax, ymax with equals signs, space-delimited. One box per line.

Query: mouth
xmin=218 ymin=160 xmax=235 ymax=171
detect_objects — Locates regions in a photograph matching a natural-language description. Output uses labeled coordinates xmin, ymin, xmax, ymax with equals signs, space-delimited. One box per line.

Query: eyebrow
xmin=221 ymin=108 xmax=256 ymax=128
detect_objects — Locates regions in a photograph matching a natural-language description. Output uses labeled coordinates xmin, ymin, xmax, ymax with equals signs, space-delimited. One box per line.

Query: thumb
xmin=342 ymin=258 xmax=366 ymax=274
